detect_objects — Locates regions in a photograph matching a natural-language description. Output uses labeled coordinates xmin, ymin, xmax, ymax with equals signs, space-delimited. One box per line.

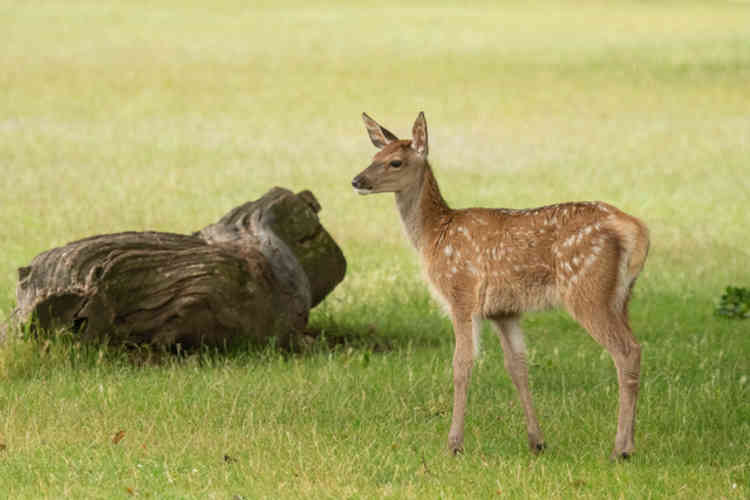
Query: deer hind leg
xmin=613 ymin=332 xmax=641 ymax=460
xmin=569 ymin=298 xmax=641 ymax=460
xmin=447 ymin=313 xmax=478 ymax=454
xmin=490 ymin=315 xmax=546 ymax=454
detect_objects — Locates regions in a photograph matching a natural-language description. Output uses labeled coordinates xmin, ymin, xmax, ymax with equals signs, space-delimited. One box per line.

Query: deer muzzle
xmin=351 ymin=173 xmax=373 ymax=194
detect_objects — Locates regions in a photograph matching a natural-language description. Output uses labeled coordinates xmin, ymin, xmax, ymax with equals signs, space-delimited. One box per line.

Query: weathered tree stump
xmin=12 ymin=188 xmax=346 ymax=348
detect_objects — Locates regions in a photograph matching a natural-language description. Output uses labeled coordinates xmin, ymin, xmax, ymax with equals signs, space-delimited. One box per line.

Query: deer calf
xmin=352 ymin=112 xmax=649 ymax=459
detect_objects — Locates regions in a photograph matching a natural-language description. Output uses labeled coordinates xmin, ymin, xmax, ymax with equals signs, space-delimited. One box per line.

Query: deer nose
xmin=351 ymin=175 xmax=369 ymax=190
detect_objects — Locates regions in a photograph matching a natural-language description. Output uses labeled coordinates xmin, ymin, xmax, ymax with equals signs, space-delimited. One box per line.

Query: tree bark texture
xmin=13 ymin=188 xmax=346 ymax=348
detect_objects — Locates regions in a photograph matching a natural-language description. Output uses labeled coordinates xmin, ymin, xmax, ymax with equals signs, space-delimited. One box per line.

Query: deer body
xmin=353 ymin=112 xmax=649 ymax=459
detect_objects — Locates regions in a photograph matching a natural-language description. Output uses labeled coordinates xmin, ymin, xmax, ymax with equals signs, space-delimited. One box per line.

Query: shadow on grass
xmin=0 ymin=306 xmax=450 ymax=379
xmin=7 ymin=288 xmax=738 ymax=378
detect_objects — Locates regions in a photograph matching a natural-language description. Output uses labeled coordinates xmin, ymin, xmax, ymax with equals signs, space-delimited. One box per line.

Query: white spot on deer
xmin=584 ymin=254 xmax=598 ymax=268
xmin=563 ymin=235 xmax=575 ymax=247
xmin=572 ymin=256 xmax=581 ymax=266
xmin=564 ymin=262 xmax=573 ymax=273
xmin=444 ymin=245 xmax=453 ymax=257
xmin=584 ymin=225 xmax=593 ymax=235
xmin=451 ymin=266 xmax=457 ymax=274
xmin=570 ymin=275 xmax=579 ymax=284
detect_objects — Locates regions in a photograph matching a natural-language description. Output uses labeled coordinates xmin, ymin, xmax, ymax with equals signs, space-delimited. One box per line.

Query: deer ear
xmin=411 ymin=111 xmax=428 ymax=156
xmin=362 ymin=112 xmax=398 ymax=149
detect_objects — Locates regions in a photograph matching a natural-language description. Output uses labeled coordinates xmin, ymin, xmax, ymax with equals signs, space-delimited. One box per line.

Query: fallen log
xmin=12 ymin=188 xmax=346 ymax=348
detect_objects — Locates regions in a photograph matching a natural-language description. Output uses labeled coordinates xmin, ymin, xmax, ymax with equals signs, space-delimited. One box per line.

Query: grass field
xmin=1 ymin=1 xmax=749 ymax=498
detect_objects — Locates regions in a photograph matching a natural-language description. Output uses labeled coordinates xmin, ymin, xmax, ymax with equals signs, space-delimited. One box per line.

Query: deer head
xmin=352 ymin=112 xmax=429 ymax=195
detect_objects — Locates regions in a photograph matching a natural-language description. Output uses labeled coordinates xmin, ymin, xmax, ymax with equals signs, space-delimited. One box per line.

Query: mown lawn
xmin=1 ymin=1 xmax=749 ymax=498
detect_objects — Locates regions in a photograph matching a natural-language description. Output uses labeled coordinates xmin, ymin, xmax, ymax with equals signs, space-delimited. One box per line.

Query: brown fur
xmin=352 ymin=112 xmax=649 ymax=459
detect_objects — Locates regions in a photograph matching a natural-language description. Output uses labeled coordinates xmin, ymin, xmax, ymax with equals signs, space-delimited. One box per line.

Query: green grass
xmin=1 ymin=0 xmax=749 ymax=497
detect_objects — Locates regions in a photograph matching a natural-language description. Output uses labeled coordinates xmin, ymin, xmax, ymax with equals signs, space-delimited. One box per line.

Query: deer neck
xmin=394 ymin=162 xmax=450 ymax=250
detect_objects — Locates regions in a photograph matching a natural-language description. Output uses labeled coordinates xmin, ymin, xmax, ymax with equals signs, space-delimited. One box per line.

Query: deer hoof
xmin=610 ymin=451 xmax=632 ymax=462
xmin=531 ymin=442 xmax=547 ymax=454
xmin=447 ymin=437 xmax=464 ymax=456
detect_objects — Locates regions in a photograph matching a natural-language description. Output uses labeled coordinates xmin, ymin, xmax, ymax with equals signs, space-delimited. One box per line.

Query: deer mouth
xmin=352 ymin=175 xmax=374 ymax=194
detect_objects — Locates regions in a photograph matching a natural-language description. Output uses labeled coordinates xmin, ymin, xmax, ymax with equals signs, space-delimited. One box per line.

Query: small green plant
xmin=714 ymin=286 xmax=750 ymax=319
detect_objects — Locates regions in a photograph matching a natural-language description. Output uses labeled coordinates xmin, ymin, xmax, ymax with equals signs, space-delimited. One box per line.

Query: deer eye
xmin=389 ymin=160 xmax=402 ymax=168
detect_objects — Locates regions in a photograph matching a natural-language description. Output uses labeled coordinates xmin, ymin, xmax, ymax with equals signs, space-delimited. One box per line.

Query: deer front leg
xmin=447 ymin=314 xmax=477 ymax=454
xmin=491 ymin=316 xmax=546 ymax=454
